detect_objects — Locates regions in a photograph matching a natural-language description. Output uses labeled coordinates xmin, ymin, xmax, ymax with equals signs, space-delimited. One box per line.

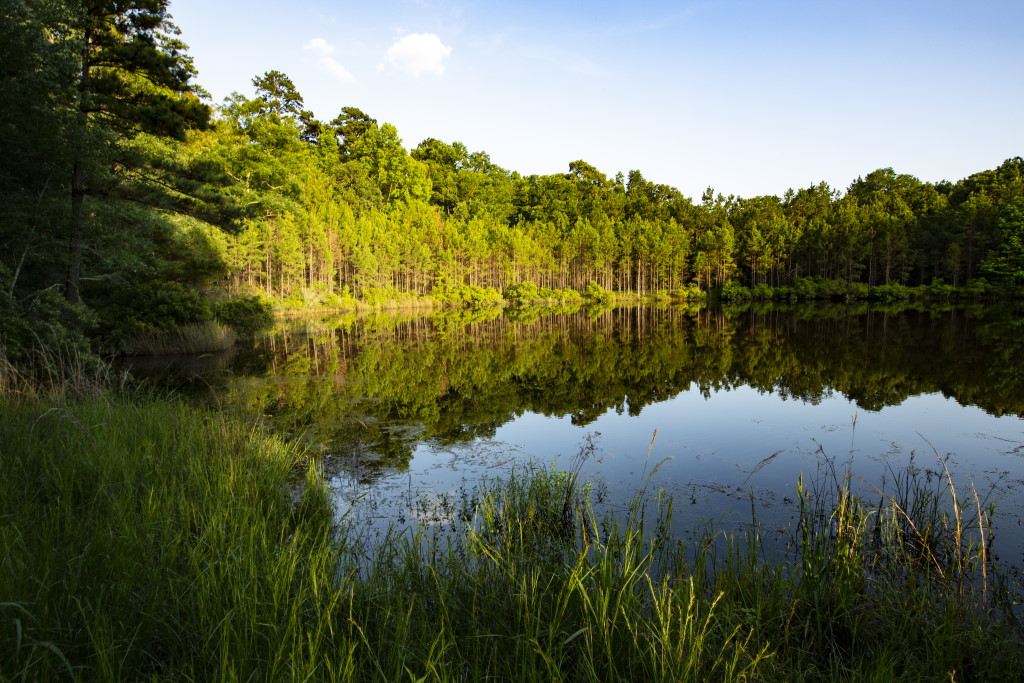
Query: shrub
xmin=720 ymin=280 xmax=751 ymax=301
xmin=103 ymin=280 xmax=212 ymax=340
xmin=454 ymin=284 xmax=504 ymax=307
xmin=1 ymin=286 xmax=96 ymax=360
xmin=583 ymin=281 xmax=614 ymax=305
xmin=214 ymin=295 xmax=274 ymax=336
xmin=670 ymin=284 xmax=706 ymax=300
xmin=791 ymin=277 xmax=820 ymax=300
xmin=869 ymin=282 xmax=912 ymax=302
xmin=538 ymin=286 xmax=582 ymax=302
xmin=503 ymin=281 xmax=540 ymax=305
xmin=962 ymin=277 xmax=993 ymax=297
xmin=926 ymin=278 xmax=955 ymax=300
xmin=846 ymin=281 xmax=870 ymax=300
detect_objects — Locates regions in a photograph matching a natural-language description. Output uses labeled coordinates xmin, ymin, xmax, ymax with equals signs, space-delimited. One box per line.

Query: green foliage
xmin=436 ymin=283 xmax=504 ymax=307
xmin=503 ymin=281 xmax=581 ymax=306
xmin=670 ymin=284 xmax=706 ymax=300
xmin=0 ymin=283 xmax=97 ymax=363
xmin=100 ymin=280 xmax=213 ymax=348
xmin=963 ymin=277 xmax=994 ymax=297
xmin=719 ymin=280 xmax=751 ymax=301
xmin=214 ymin=295 xmax=274 ymax=336
xmin=135 ymin=281 xmax=214 ymax=330
xmin=751 ymin=282 xmax=774 ymax=300
xmin=503 ymin=281 xmax=540 ymax=304
xmin=846 ymin=281 xmax=870 ymax=299
xmin=869 ymin=282 xmax=913 ymax=302
xmin=583 ymin=280 xmax=614 ymax=304
xmin=925 ymin=277 xmax=955 ymax=300
xmin=981 ymin=197 xmax=1024 ymax=286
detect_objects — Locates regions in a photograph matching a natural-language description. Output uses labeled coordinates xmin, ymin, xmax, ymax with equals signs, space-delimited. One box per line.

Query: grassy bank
xmin=1 ymin=378 xmax=1022 ymax=680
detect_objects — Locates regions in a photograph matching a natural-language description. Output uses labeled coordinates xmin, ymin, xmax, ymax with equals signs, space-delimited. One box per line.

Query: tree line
xmin=197 ymin=74 xmax=1024 ymax=304
xmin=2 ymin=0 xmax=1023 ymax=354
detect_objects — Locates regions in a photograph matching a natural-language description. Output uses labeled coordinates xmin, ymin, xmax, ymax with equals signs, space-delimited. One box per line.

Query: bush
xmin=454 ymin=284 xmax=504 ymax=307
xmin=503 ymin=281 xmax=540 ymax=305
xmin=791 ymin=277 xmax=820 ymax=300
xmin=103 ymin=280 xmax=212 ymax=339
xmin=962 ymin=277 xmax=993 ymax=297
xmin=0 ymin=283 xmax=97 ymax=364
xmin=719 ymin=281 xmax=751 ymax=301
xmin=669 ymin=284 xmax=705 ymax=301
xmin=539 ymin=286 xmax=582 ymax=302
xmin=214 ymin=295 xmax=274 ymax=336
xmin=360 ymin=287 xmax=403 ymax=307
xmin=926 ymin=278 xmax=955 ymax=300
xmin=583 ymin=281 xmax=614 ymax=305
xmin=869 ymin=282 xmax=912 ymax=302
xmin=846 ymin=281 xmax=870 ymax=300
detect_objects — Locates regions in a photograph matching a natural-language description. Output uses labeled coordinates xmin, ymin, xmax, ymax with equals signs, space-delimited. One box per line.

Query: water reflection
xmin=209 ymin=303 xmax=1024 ymax=476
xmin=137 ymin=302 xmax=1024 ymax=560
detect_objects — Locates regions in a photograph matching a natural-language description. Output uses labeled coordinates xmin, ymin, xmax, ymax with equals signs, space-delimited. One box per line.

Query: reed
xmin=0 ymin=343 xmax=117 ymax=400
xmin=126 ymin=321 xmax=237 ymax=355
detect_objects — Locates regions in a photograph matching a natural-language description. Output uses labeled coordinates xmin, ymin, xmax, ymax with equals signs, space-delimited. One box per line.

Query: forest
xmin=5 ymin=4 xmax=1024 ymax=680
xmin=2 ymin=0 xmax=1024 ymax=357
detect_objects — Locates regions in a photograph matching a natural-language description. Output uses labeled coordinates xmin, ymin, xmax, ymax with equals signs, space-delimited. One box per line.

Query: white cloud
xmin=318 ymin=58 xmax=355 ymax=81
xmin=305 ymin=38 xmax=334 ymax=57
xmin=304 ymin=38 xmax=355 ymax=81
xmin=386 ymin=33 xmax=452 ymax=76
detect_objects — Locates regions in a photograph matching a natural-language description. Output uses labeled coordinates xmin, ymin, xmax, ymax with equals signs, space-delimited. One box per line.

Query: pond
xmin=138 ymin=302 xmax=1024 ymax=565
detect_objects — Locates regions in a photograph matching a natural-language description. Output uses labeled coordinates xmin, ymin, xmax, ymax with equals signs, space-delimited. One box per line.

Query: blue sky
xmin=168 ymin=0 xmax=1023 ymax=199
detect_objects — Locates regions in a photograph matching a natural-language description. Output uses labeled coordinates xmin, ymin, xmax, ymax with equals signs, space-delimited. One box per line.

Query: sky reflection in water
xmin=291 ymin=305 xmax=1024 ymax=566
xmin=110 ymin=304 xmax=1022 ymax=564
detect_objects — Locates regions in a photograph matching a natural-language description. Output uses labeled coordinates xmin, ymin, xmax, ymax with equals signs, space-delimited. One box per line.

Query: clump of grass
xmin=0 ymin=343 xmax=116 ymax=401
xmin=749 ymin=451 xmax=1021 ymax=679
xmin=0 ymin=394 xmax=343 ymax=680
xmin=126 ymin=321 xmax=237 ymax=355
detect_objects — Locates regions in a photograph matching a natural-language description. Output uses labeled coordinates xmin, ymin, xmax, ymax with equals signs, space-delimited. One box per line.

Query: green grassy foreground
xmin=1 ymin=372 xmax=1022 ymax=680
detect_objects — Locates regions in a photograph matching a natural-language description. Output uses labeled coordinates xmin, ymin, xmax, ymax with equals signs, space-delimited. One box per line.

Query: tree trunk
xmin=67 ymin=159 xmax=86 ymax=303
xmin=66 ymin=27 xmax=92 ymax=305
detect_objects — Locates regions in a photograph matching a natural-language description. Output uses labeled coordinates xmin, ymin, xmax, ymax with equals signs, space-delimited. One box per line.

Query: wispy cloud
xmin=304 ymin=38 xmax=355 ymax=81
xmin=385 ymin=33 xmax=452 ymax=76
xmin=305 ymin=38 xmax=334 ymax=57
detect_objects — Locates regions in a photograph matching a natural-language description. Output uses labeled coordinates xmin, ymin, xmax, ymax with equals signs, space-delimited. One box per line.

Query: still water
xmin=143 ymin=303 xmax=1024 ymax=563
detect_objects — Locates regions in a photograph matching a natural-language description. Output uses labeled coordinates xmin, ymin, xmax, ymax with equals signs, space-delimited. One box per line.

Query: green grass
xmin=1 ymin=359 xmax=1022 ymax=680
xmin=126 ymin=321 xmax=237 ymax=355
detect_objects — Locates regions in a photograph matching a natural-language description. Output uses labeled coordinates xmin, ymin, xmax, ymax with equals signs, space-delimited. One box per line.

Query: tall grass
xmin=0 ymin=344 xmax=118 ymax=400
xmin=126 ymin=321 xmax=236 ymax=355
xmin=1 ymin=353 xmax=1021 ymax=680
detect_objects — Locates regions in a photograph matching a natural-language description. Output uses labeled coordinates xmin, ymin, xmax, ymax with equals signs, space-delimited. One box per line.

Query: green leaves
xmin=981 ymin=197 xmax=1024 ymax=286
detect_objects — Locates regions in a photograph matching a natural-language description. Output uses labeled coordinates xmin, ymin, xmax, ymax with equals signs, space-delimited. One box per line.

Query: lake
xmin=138 ymin=301 xmax=1024 ymax=565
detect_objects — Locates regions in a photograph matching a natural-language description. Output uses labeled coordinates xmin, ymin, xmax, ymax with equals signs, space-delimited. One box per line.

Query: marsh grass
xmin=126 ymin=321 xmax=236 ymax=355
xmin=0 ymin=343 xmax=118 ymax=401
xmin=1 ymin=356 xmax=1021 ymax=680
